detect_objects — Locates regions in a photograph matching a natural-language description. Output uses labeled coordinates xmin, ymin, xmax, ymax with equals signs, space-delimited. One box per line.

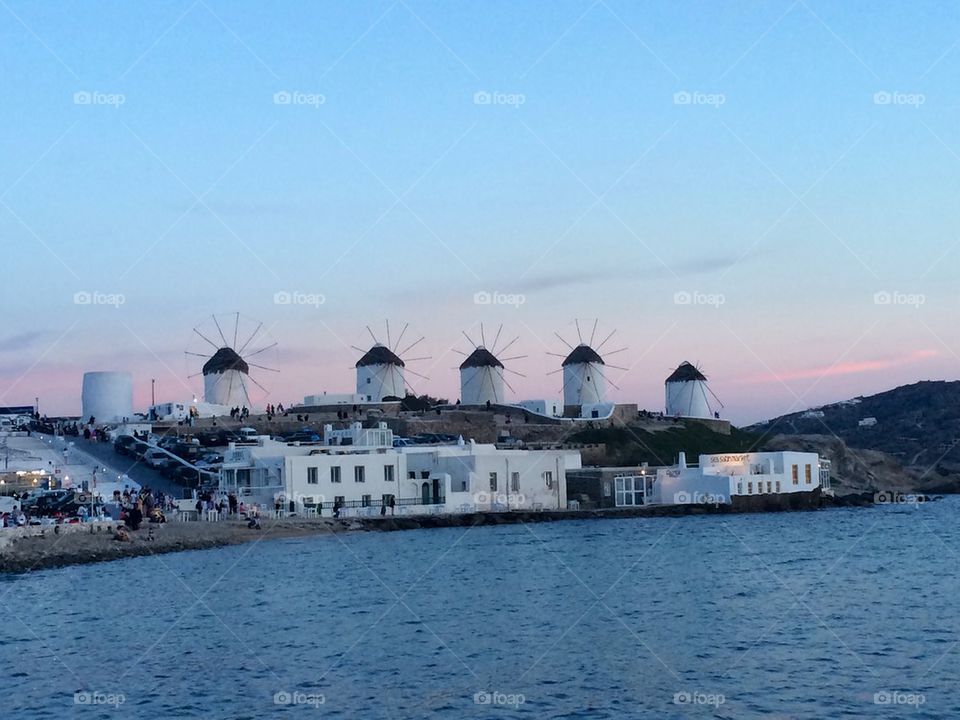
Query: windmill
xmin=352 ymin=321 xmax=430 ymax=402
xmin=455 ymin=323 xmax=526 ymax=405
xmin=185 ymin=313 xmax=278 ymax=409
xmin=665 ymin=361 xmax=723 ymax=419
xmin=548 ymin=319 xmax=627 ymax=408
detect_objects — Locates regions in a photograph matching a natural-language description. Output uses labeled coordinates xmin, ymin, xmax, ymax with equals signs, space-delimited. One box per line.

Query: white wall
xmin=81 ymin=372 xmax=134 ymax=423
xmin=460 ymin=366 xmax=505 ymax=405
xmin=356 ymin=364 xmax=405 ymax=402
xmin=665 ymin=380 xmax=711 ymax=418
xmin=204 ymin=370 xmax=250 ymax=407
xmin=563 ymin=363 xmax=605 ymax=406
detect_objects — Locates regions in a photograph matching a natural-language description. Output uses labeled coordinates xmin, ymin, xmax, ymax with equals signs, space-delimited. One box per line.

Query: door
xmin=421 ymin=481 xmax=431 ymax=504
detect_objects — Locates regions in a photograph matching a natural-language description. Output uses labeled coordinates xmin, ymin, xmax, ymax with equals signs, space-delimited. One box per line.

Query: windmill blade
xmin=545 ymin=351 xmax=567 ymax=358
xmin=238 ymin=321 xmax=263 ymax=354
xmin=498 ymin=336 xmax=520 ymax=355
xmin=213 ymin=315 xmax=229 ymax=347
xmin=605 ymin=364 xmax=629 ymax=372
xmin=480 ymin=323 xmax=487 ymax=348
xmin=547 ymin=368 xmax=564 ymax=376
xmin=393 ymin=322 xmax=409 ymax=353
xmin=505 ymin=369 xmax=527 ymax=378
xmin=589 ymin=318 xmax=598 ymax=346
xmin=226 ymin=367 xmax=236 ymax=403
xmin=501 ymin=355 xmax=528 ymax=362
xmin=462 ymin=331 xmax=477 ymax=348
xmin=244 ymin=341 xmax=278 ymax=359
xmin=502 ymin=375 xmax=516 ymax=395
xmin=554 ymin=332 xmax=574 ymax=350
xmin=351 ymin=345 xmax=367 ymax=353
xmin=233 ymin=312 xmax=239 ymax=348
xmin=451 ymin=349 xmax=469 ymax=356
xmin=707 ymin=384 xmax=725 ymax=408
xmin=603 ymin=347 xmax=629 ymax=357
xmin=592 ymin=365 xmax=621 ymax=391
xmin=404 ymin=356 xmax=432 ymax=363
xmin=595 ymin=329 xmax=617 ymax=351
xmin=404 ymin=368 xmax=431 ymax=381
xmin=374 ymin=366 xmax=387 ymax=402
xmin=398 ymin=336 xmax=425 ymax=358
xmin=193 ymin=328 xmax=220 ymax=350
xmin=366 ymin=325 xmax=379 ymax=345
xmin=385 ymin=320 xmax=391 ymax=351
xmin=490 ymin=324 xmax=503 ymax=354
xmin=247 ymin=362 xmax=280 ymax=373
xmin=188 ymin=372 xmax=203 ymax=379
xmin=185 ymin=351 xmax=210 ymax=358
xmin=246 ymin=374 xmax=269 ymax=395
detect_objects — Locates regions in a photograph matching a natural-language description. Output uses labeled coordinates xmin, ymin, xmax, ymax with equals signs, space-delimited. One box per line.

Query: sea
xmin=2 ymin=497 xmax=957 ymax=718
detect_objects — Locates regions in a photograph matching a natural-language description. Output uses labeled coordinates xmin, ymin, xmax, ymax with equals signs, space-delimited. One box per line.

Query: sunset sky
xmin=1 ymin=0 xmax=957 ymax=424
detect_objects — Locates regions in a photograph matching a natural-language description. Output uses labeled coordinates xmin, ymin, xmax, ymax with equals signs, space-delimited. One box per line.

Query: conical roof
xmin=666 ymin=361 xmax=707 ymax=383
xmin=460 ymin=347 xmax=504 ymax=370
xmin=562 ymin=344 xmax=604 ymax=367
xmin=356 ymin=344 xmax=405 ymax=368
xmin=203 ymin=347 xmax=249 ymax=375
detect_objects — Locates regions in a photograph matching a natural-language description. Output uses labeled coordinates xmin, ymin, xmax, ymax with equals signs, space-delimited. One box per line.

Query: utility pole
xmin=151 ymin=379 xmax=156 ymax=408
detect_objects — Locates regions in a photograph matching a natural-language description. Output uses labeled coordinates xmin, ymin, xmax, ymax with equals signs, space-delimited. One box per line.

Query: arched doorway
xmin=421 ymin=481 xmax=431 ymax=504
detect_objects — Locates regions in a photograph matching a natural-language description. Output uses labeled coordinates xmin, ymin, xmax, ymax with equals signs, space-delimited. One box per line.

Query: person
xmin=15 ymin=509 xmax=26 ymax=527
xmin=195 ymin=497 xmax=203 ymax=518
xmin=332 ymin=498 xmax=341 ymax=519
xmin=380 ymin=503 xmax=386 ymax=516
xmin=228 ymin=493 xmax=238 ymax=516
xmin=247 ymin=515 xmax=261 ymax=530
xmin=389 ymin=495 xmax=396 ymax=515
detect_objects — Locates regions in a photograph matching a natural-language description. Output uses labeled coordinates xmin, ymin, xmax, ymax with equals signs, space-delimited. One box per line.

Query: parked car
xmin=113 ymin=435 xmax=137 ymax=456
xmin=237 ymin=427 xmax=259 ymax=441
xmin=159 ymin=458 xmax=183 ymax=478
xmin=143 ymin=449 xmax=169 ymax=469
xmin=285 ymin=431 xmax=320 ymax=443
xmin=195 ymin=453 xmax=223 ymax=470
xmin=393 ymin=438 xmax=415 ymax=447
xmin=132 ymin=441 xmax=152 ymax=459
xmin=197 ymin=432 xmax=223 ymax=448
xmin=172 ymin=443 xmax=201 ymax=462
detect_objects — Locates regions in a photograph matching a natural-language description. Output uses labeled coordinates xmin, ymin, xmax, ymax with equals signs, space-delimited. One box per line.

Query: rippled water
xmin=2 ymin=498 xmax=958 ymax=718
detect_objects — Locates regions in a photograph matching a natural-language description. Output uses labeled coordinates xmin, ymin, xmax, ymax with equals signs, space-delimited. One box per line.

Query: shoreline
xmin=0 ymin=493 xmax=876 ymax=575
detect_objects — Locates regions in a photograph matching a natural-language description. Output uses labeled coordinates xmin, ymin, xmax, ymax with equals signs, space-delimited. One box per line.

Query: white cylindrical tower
xmin=460 ymin=347 xmax=505 ymax=405
xmin=562 ymin=345 xmax=606 ymax=406
xmin=665 ymin=361 xmax=711 ymax=418
xmin=203 ymin=348 xmax=251 ymax=407
xmin=81 ymin=371 xmax=134 ymax=423
xmin=356 ymin=344 xmax=406 ymax=401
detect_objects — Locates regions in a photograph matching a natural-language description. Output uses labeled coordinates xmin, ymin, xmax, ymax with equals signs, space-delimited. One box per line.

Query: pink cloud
xmin=740 ymin=349 xmax=940 ymax=384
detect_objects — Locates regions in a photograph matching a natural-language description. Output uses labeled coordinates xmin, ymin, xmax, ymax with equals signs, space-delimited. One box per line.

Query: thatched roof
xmin=356 ymin=344 xmax=405 ymax=368
xmin=203 ymin=347 xmax=249 ymax=375
xmin=460 ymin=347 xmax=504 ymax=370
xmin=562 ymin=345 xmax=604 ymax=367
xmin=666 ymin=361 xmax=707 ymax=383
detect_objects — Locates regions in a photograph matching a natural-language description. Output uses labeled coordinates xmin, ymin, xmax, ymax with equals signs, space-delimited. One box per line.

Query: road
xmin=71 ymin=437 xmax=191 ymax=498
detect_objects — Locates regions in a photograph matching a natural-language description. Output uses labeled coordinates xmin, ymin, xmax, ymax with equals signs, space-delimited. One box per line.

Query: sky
xmin=1 ymin=0 xmax=958 ymax=425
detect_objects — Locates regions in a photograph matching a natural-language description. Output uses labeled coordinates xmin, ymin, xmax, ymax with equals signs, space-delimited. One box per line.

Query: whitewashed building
xmin=81 ymin=371 xmax=134 ymax=423
xmin=612 ymin=450 xmax=826 ymax=507
xmin=218 ymin=422 xmax=579 ymax=515
xmin=460 ymin=347 xmax=506 ymax=405
xmin=355 ymin=344 xmax=406 ymax=402
xmin=664 ymin=361 xmax=712 ymax=419
xmin=562 ymin=345 xmax=606 ymax=407
xmin=203 ymin=348 xmax=251 ymax=407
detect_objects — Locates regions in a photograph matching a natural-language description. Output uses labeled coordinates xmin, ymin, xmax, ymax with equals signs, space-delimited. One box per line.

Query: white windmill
xmin=353 ymin=321 xmax=430 ymax=402
xmin=549 ymin=319 xmax=627 ymax=410
xmin=185 ymin=313 xmax=278 ymax=409
xmin=665 ymin=361 xmax=722 ymax=419
xmin=456 ymin=324 xmax=526 ymax=405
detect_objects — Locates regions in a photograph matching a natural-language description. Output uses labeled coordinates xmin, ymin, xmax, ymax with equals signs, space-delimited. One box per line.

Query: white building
xmin=303 ymin=393 xmax=367 ymax=406
xmin=515 ymin=399 xmax=562 ymax=417
xmin=203 ymin=348 xmax=251 ymax=407
xmin=665 ymin=361 xmax=712 ymax=419
xmin=81 ymin=371 xmax=134 ymax=423
xmin=219 ymin=422 xmax=580 ymax=515
xmin=616 ymin=450 xmax=825 ymax=507
xmin=356 ymin=344 xmax=406 ymax=402
xmin=460 ymin=347 xmax=506 ymax=405
xmin=562 ymin=345 xmax=606 ymax=407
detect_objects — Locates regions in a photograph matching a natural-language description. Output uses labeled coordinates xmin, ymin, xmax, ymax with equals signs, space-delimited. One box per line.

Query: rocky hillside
xmin=751 ymin=381 xmax=960 ymax=493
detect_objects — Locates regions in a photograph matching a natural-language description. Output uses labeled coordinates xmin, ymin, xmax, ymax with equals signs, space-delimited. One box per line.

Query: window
xmin=767 ymin=481 xmax=772 ymax=493
xmin=775 ymin=480 xmax=781 ymax=493
xmin=382 ymin=493 xmax=394 ymax=506
xmin=791 ymin=465 xmax=799 ymax=485
xmin=510 ymin=472 xmax=520 ymax=492
xmin=408 ymin=471 xmax=416 ymax=480
xmin=543 ymin=471 xmax=554 ymax=489
xmin=366 ymin=377 xmax=371 ymax=384
xmin=355 ymin=466 xmax=365 ymax=483
xmin=361 ymin=494 xmax=371 ymax=507
xmin=756 ymin=481 xmax=763 ymax=494
xmin=747 ymin=481 xmax=753 ymax=494
xmin=489 ymin=472 xmax=498 ymax=491
xmin=334 ymin=495 xmax=344 ymax=506
xmin=384 ymin=465 xmax=395 ymax=482
xmin=420 ymin=471 xmax=429 ymax=479
xmin=614 ymin=477 xmax=645 ymax=507
xmin=307 ymin=467 xmax=318 ymax=485
xmin=330 ymin=466 xmax=341 ymax=483
xmin=805 ymin=465 xmax=812 ymax=484
xmin=737 ymin=481 xmax=743 ymax=494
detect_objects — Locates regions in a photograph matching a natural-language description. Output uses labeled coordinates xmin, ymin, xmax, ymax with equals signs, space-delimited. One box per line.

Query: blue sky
xmin=1 ymin=0 xmax=958 ymax=423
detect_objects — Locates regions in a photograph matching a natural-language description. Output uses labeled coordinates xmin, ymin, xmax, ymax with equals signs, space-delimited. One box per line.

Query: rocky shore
xmin=0 ymin=492 xmax=885 ymax=574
